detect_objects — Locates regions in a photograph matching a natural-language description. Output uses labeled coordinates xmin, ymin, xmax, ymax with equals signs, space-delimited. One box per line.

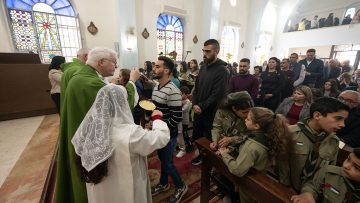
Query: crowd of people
xmin=48 ymin=39 xmax=360 ymax=203
xmin=288 ymin=9 xmax=360 ymax=32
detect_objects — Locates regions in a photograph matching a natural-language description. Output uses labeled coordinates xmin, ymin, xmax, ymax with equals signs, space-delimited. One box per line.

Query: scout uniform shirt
xmin=212 ymin=108 xmax=249 ymax=150
xmin=284 ymin=120 xmax=339 ymax=191
xmin=221 ymin=132 xmax=270 ymax=177
xmin=221 ymin=132 xmax=270 ymax=203
xmin=302 ymin=165 xmax=360 ymax=203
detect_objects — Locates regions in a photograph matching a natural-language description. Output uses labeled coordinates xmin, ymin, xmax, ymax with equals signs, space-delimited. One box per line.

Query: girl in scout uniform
xmin=291 ymin=148 xmax=360 ymax=203
xmin=210 ymin=91 xmax=254 ymax=153
xmin=219 ymin=107 xmax=292 ymax=203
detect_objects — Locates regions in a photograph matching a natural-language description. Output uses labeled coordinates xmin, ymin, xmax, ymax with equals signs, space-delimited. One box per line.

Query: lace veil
xmin=71 ymin=84 xmax=134 ymax=171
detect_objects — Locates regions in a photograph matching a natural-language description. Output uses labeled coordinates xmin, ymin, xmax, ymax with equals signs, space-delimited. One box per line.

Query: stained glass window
xmin=156 ymin=14 xmax=184 ymax=61
xmin=8 ymin=9 xmax=38 ymax=52
xmin=5 ymin=0 xmax=81 ymax=63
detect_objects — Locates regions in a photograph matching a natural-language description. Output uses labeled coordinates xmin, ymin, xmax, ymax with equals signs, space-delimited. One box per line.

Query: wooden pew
xmin=196 ymin=137 xmax=297 ymax=203
xmin=195 ymin=137 xmax=352 ymax=203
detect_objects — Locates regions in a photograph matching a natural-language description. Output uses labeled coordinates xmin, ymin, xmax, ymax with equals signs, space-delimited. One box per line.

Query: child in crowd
xmin=291 ymin=148 xmax=360 ymax=203
xmin=219 ymin=107 xmax=292 ymax=203
xmin=176 ymin=86 xmax=192 ymax=158
xmin=210 ymin=91 xmax=254 ymax=153
xmin=279 ymin=97 xmax=350 ymax=191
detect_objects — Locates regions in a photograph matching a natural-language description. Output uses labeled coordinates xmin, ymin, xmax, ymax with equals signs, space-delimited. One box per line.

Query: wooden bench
xmin=196 ymin=137 xmax=297 ymax=203
xmin=196 ymin=137 xmax=353 ymax=203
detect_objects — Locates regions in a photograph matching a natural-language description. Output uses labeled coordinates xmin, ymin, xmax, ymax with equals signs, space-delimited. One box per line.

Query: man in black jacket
xmin=191 ymin=39 xmax=229 ymax=165
xmin=337 ymin=90 xmax=360 ymax=148
xmin=299 ymin=48 xmax=324 ymax=88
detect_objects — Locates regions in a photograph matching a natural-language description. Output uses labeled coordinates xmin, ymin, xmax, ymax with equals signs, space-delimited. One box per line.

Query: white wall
xmin=273 ymin=23 xmax=360 ymax=59
xmin=0 ymin=1 xmax=15 ymax=52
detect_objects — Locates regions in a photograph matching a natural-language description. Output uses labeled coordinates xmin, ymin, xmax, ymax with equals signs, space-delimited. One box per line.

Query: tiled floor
xmin=0 ymin=115 xmax=224 ymax=203
xmin=0 ymin=116 xmax=45 ymax=187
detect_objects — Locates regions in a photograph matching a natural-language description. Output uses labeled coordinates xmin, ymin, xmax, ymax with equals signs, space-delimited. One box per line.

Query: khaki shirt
xmin=302 ymin=165 xmax=359 ymax=203
xmin=222 ymin=138 xmax=269 ymax=177
xmin=283 ymin=124 xmax=339 ymax=191
xmin=211 ymin=109 xmax=248 ymax=144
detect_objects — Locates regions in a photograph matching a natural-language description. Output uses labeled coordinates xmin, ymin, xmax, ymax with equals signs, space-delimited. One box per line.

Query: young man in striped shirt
xmin=151 ymin=56 xmax=187 ymax=203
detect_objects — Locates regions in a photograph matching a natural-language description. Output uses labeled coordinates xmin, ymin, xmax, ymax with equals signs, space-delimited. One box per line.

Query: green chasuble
xmin=55 ymin=65 xmax=105 ymax=203
xmin=126 ymin=82 xmax=135 ymax=113
xmin=60 ymin=59 xmax=87 ymax=111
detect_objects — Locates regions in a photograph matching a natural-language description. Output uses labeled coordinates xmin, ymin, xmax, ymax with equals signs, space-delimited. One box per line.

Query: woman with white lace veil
xmin=72 ymin=84 xmax=170 ymax=203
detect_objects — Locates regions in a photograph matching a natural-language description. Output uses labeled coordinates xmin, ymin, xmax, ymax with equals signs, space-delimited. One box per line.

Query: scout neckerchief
xmin=228 ymin=132 xmax=268 ymax=157
xmin=248 ymin=132 xmax=270 ymax=148
xmin=297 ymin=119 xmax=327 ymax=183
xmin=344 ymin=177 xmax=360 ymax=203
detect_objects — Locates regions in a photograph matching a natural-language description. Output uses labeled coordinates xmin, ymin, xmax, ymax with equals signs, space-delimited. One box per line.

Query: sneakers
xmin=176 ymin=150 xmax=186 ymax=158
xmin=168 ymin=184 xmax=188 ymax=203
xmin=191 ymin=155 xmax=202 ymax=166
xmin=151 ymin=183 xmax=170 ymax=196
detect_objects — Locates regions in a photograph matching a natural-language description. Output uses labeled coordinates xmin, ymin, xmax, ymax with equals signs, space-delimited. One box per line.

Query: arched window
xmin=219 ymin=26 xmax=239 ymax=62
xmin=156 ymin=14 xmax=183 ymax=61
xmin=345 ymin=7 xmax=356 ymax=18
xmin=255 ymin=2 xmax=277 ymax=64
xmin=5 ymin=0 xmax=81 ymax=63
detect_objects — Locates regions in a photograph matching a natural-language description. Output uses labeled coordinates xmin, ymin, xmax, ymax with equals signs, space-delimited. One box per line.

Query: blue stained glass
xmin=157 ymin=14 xmax=183 ymax=32
xmin=5 ymin=0 xmax=75 ymax=16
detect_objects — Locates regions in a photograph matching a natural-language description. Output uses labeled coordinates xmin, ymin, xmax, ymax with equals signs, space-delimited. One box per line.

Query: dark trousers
xmin=51 ymin=93 xmax=60 ymax=114
xmin=192 ymin=111 xmax=215 ymax=141
xmin=158 ymin=137 xmax=183 ymax=188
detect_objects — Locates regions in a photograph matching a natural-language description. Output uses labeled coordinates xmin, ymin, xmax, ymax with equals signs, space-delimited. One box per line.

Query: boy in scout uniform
xmin=291 ymin=148 xmax=360 ymax=203
xmin=210 ymin=91 xmax=254 ymax=153
xmin=280 ymin=97 xmax=350 ymax=191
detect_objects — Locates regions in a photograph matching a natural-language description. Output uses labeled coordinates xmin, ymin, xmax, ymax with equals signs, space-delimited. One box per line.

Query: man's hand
xmin=218 ymin=147 xmax=230 ymax=155
xmin=305 ymin=71 xmax=311 ymax=76
xmin=218 ymin=136 xmax=232 ymax=148
xmin=130 ymin=68 xmax=141 ymax=82
xmin=265 ymin=94 xmax=273 ymax=99
xmin=193 ymin=105 xmax=202 ymax=114
xmin=290 ymin=192 xmax=315 ymax=203
xmin=210 ymin=142 xmax=218 ymax=151
xmin=151 ymin=110 xmax=163 ymax=118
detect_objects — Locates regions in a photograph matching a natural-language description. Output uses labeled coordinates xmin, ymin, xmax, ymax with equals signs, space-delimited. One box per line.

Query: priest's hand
xmin=130 ymin=68 xmax=141 ymax=82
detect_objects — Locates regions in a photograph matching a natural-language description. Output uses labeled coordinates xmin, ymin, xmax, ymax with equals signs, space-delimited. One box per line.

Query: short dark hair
xmin=290 ymin=53 xmax=298 ymax=58
xmin=310 ymin=97 xmax=349 ymax=117
xmin=307 ymin=48 xmax=316 ymax=53
xmin=254 ymin=66 xmax=262 ymax=72
xmin=158 ymin=56 xmax=174 ymax=72
xmin=180 ymin=86 xmax=190 ymax=94
xmin=204 ymin=39 xmax=220 ymax=51
xmin=354 ymin=148 xmax=360 ymax=159
xmin=240 ymin=58 xmax=250 ymax=64
xmin=282 ymin=58 xmax=290 ymax=63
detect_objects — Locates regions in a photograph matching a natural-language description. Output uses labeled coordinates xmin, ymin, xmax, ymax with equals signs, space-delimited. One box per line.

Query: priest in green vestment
xmin=55 ymin=47 xmax=118 ymax=203
xmin=60 ymin=48 xmax=90 ymax=111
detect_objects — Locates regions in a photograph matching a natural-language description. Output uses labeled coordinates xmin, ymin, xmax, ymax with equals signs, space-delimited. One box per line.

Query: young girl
xmin=219 ymin=107 xmax=292 ymax=202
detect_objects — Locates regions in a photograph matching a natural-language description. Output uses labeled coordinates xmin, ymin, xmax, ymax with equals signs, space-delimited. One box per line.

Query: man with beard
xmin=228 ymin=58 xmax=259 ymax=101
xmin=191 ymin=39 xmax=229 ymax=165
xmin=150 ymin=56 xmax=187 ymax=203
xmin=299 ymin=49 xmax=324 ymax=88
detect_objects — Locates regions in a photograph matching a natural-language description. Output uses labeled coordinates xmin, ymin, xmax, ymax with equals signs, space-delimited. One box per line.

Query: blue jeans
xmin=158 ymin=137 xmax=183 ymax=188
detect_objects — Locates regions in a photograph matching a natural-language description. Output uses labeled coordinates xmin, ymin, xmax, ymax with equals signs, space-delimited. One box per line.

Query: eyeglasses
xmin=103 ymin=58 xmax=117 ymax=67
